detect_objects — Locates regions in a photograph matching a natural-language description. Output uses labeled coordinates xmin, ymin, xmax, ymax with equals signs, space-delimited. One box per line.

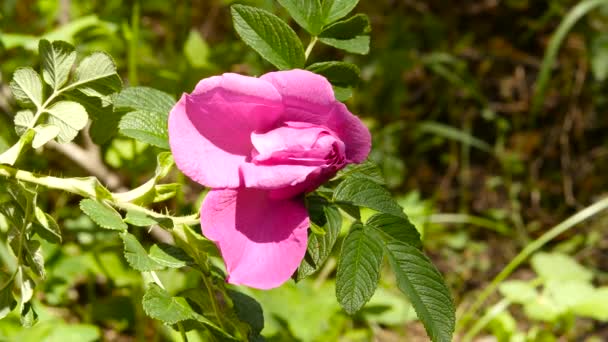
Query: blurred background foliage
xmin=1 ymin=0 xmax=608 ymax=341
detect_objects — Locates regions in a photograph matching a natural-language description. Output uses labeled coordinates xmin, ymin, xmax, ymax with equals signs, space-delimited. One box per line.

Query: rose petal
xmin=326 ymin=103 xmax=371 ymax=163
xmin=201 ymin=189 xmax=309 ymax=289
xmin=261 ymin=70 xmax=371 ymax=162
xmin=168 ymin=74 xmax=284 ymax=188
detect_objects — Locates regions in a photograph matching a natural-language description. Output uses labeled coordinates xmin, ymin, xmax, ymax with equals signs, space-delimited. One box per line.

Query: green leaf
xmin=180 ymin=287 xmax=246 ymax=340
xmin=306 ymin=61 xmax=360 ymax=87
xmin=231 ymin=4 xmax=305 ymax=70
xmin=498 ymin=280 xmax=537 ymax=304
xmin=277 ymin=0 xmax=324 ymax=35
xmin=79 ymin=199 xmax=127 ymax=231
xmin=319 ymin=35 xmax=369 ymax=55
xmin=32 ymin=125 xmax=61 ymax=148
xmin=370 ymin=227 xmax=455 ymax=342
xmin=228 ymin=290 xmax=264 ymax=337
xmin=70 ymin=52 xmax=121 ymax=96
xmin=336 ymin=159 xmax=385 ymax=185
xmin=333 ymin=85 xmax=352 ymax=101
xmin=184 ymin=30 xmax=211 ymax=69
xmin=14 ymin=110 xmax=35 ymax=136
xmin=333 ymin=177 xmax=404 ymax=217
xmin=171 ymin=225 xmax=218 ymax=269
xmin=39 ymin=39 xmax=76 ymax=90
xmin=320 ymin=13 xmax=370 ymax=38
xmin=114 ymin=86 xmax=175 ymax=115
xmin=10 ymin=67 xmax=43 ymax=108
xmin=591 ymin=33 xmax=608 ymax=82
xmin=120 ymin=232 xmax=163 ymax=271
xmin=366 ymin=213 xmax=421 ymax=249
xmin=45 ymin=101 xmax=89 ymax=143
xmin=149 ymin=244 xmax=193 ymax=268
xmin=65 ymin=89 xmax=119 ymax=145
xmin=114 ymin=87 xmax=174 ymax=149
xmin=336 ymin=225 xmax=383 ymax=314
xmin=17 ymin=267 xmax=34 ymax=304
xmin=142 ymin=284 xmax=195 ymax=324
xmin=530 ymin=252 xmax=593 ymax=283
xmin=319 ymin=14 xmax=370 ymax=54
xmin=0 ymin=279 xmax=16 ymax=320
xmin=20 ymin=301 xmax=38 ymax=328
xmin=23 ymin=240 xmax=45 ymax=279
xmin=33 ymin=206 xmax=62 ymax=243
xmin=296 ymin=196 xmax=342 ymax=281
xmin=322 ymin=0 xmax=360 ymax=24
xmin=124 ymin=210 xmax=161 ymax=227
xmin=572 ymin=287 xmax=608 ymax=321
xmin=118 ymin=110 xmax=169 ymax=149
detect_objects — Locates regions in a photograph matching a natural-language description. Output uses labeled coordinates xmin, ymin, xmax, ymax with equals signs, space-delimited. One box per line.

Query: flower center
xmin=250 ymin=121 xmax=346 ymax=169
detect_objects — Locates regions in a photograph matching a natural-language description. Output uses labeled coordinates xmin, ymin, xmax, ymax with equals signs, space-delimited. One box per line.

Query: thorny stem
xmin=0 ymin=163 xmax=199 ymax=226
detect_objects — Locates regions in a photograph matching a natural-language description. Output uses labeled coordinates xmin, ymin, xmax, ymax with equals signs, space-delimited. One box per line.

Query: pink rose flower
xmin=168 ymin=69 xmax=371 ymax=289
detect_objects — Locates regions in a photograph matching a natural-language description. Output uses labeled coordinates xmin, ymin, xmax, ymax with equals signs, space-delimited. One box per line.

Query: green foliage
xmin=333 ymin=177 xmax=405 ymax=218
xmin=115 ymin=87 xmax=175 ymax=149
xmin=231 ymin=4 xmax=305 ymax=70
xmin=296 ymin=196 xmax=342 ymax=281
xmin=79 ymin=199 xmax=127 ymax=231
xmin=39 ymin=40 xmax=76 ymax=91
xmin=335 ymin=225 xmax=383 ymax=314
xmin=277 ymin=0 xmax=324 ymax=36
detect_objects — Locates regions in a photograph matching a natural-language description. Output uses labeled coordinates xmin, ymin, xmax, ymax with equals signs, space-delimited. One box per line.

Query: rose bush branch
xmin=0 ymin=163 xmax=199 ymax=227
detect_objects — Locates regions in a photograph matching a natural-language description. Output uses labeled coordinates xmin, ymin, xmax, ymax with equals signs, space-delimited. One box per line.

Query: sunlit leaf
xmin=45 ymin=101 xmax=88 ymax=143
xmin=231 ymin=4 xmax=305 ymax=70
xmin=79 ymin=199 xmax=127 ymax=231
xmin=10 ymin=67 xmax=43 ymax=108
xmin=39 ymin=39 xmax=76 ymax=90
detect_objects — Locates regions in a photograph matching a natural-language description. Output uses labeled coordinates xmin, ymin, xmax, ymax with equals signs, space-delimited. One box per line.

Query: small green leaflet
xmin=79 ymin=199 xmax=127 ymax=231
xmin=120 ymin=232 xmax=163 ymax=271
xmin=33 ymin=206 xmax=62 ymax=243
xmin=70 ymin=52 xmax=122 ymax=97
xmin=32 ymin=125 xmax=60 ymax=148
xmin=39 ymin=39 xmax=76 ymax=90
xmin=45 ymin=101 xmax=88 ymax=143
xmin=322 ymin=0 xmax=360 ymax=24
xmin=115 ymin=87 xmax=175 ymax=149
xmin=307 ymin=61 xmax=360 ymax=88
xmin=277 ymin=0 xmax=324 ymax=36
xmin=335 ymin=225 xmax=384 ymax=315
xmin=335 ymin=159 xmax=385 ymax=185
xmin=149 ymin=244 xmax=193 ymax=268
xmin=333 ymin=177 xmax=404 ymax=218
xmin=118 ymin=111 xmax=170 ymax=149
xmin=13 ymin=110 xmax=34 ymax=136
xmin=319 ymin=14 xmax=371 ymax=55
xmin=9 ymin=67 xmax=43 ymax=108
xmin=142 ymin=284 xmax=195 ymax=324
xmin=231 ymin=4 xmax=305 ymax=70
xmin=23 ymin=240 xmax=45 ymax=279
